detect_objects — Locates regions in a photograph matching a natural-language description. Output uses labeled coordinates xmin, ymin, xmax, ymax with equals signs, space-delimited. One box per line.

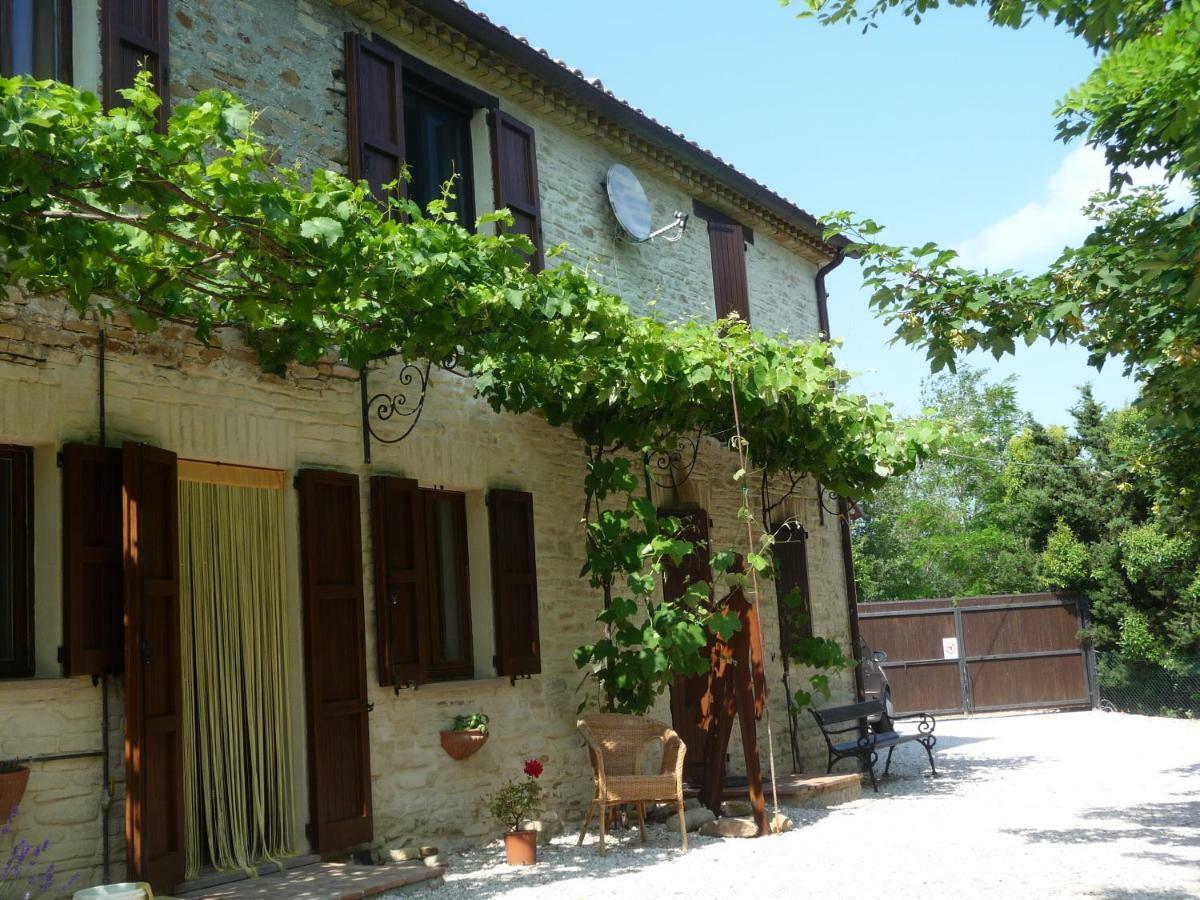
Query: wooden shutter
xmin=708 ymin=221 xmax=750 ymax=324
xmin=660 ymin=507 xmax=712 ymax=604
xmin=661 ymin=507 xmax=713 ymax=785
xmin=490 ymin=111 xmax=544 ymax=272
xmin=61 ymin=444 xmax=123 ymax=676
xmin=345 ymin=32 xmax=405 ymax=204
xmin=370 ymin=475 xmax=429 ymax=687
xmin=121 ymin=441 xmax=183 ymax=890
xmin=488 ymin=489 xmax=540 ymax=680
xmin=772 ymin=524 xmax=813 ymax=660
xmin=101 ymin=0 xmax=170 ymax=131
xmin=297 ymin=469 xmax=373 ymax=852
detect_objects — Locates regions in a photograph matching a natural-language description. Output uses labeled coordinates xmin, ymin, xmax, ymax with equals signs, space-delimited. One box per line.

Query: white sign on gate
xmin=942 ymin=636 xmax=960 ymax=659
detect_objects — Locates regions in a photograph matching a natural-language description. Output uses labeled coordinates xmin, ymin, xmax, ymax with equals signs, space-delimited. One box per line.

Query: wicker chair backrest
xmin=578 ymin=713 xmax=671 ymax=776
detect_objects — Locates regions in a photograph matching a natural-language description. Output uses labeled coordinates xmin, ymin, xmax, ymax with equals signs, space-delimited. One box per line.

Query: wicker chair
xmin=576 ymin=713 xmax=688 ymax=854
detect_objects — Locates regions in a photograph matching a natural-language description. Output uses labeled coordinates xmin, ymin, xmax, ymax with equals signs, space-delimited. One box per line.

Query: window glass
xmin=0 ymin=446 xmax=31 ymax=677
xmin=0 ymin=457 xmax=13 ymax=662
xmin=2 ymin=0 xmax=65 ymax=80
xmin=403 ymin=83 xmax=474 ymax=223
xmin=431 ymin=494 xmax=462 ymax=661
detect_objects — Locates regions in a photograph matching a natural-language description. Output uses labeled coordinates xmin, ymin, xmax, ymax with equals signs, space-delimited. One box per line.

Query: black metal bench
xmin=809 ymin=700 xmax=938 ymax=792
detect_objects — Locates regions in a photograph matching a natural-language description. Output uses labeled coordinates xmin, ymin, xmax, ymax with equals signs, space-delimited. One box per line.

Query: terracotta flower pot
xmin=439 ymin=729 xmax=488 ymax=761
xmin=503 ymin=829 xmax=537 ymax=865
xmin=0 ymin=766 xmax=30 ymax=821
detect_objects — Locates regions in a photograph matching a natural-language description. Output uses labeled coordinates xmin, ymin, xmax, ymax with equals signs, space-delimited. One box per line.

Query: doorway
xmin=176 ymin=461 xmax=297 ymax=879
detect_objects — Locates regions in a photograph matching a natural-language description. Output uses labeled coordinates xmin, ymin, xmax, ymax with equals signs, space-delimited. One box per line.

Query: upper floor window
xmin=0 ymin=0 xmax=71 ymax=81
xmin=0 ymin=446 xmax=33 ymax=678
xmin=345 ymin=32 xmax=544 ymax=268
xmin=695 ymin=201 xmax=754 ymax=325
xmin=403 ymin=79 xmax=475 ymax=223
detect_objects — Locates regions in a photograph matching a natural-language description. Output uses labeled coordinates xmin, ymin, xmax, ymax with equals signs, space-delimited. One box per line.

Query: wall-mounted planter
xmin=0 ymin=766 xmax=30 ymax=820
xmin=439 ymin=730 xmax=488 ymax=760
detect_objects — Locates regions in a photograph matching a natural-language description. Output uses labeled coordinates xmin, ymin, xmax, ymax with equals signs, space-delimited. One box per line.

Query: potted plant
xmin=0 ymin=760 xmax=29 ymax=823
xmin=439 ymin=713 xmax=490 ymax=760
xmin=489 ymin=759 xmax=544 ymax=865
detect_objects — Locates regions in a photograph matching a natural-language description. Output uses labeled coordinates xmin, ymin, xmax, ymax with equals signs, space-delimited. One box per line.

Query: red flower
xmin=523 ymin=758 xmax=544 ymax=779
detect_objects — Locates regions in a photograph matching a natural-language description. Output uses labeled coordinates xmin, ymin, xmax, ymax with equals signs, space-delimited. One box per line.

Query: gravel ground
xmin=390 ymin=710 xmax=1200 ymax=899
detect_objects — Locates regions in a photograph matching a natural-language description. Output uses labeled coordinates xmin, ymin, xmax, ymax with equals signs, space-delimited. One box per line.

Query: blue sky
xmin=469 ymin=0 xmax=1136 ymax=425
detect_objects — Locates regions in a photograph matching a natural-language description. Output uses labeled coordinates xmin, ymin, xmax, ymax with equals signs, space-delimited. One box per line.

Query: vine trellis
xmin=0 ymin=74 xmax=942 ymax=810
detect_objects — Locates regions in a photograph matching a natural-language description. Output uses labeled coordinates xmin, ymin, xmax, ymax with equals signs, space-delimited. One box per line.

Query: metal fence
xmin=1097 ymin=652 xmax=1200 ymax=718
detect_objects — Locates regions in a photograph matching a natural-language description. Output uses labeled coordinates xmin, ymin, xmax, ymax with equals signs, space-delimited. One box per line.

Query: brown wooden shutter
xmin=488 ymin=489 xmax=540 ymax=679
xmin=660 ymin=507 xmax=712 ymax=604
xmin=370 ymin=475 xmax=429 ymax=687
xmin=101 ymin=0 xmax=170 ymax=131
xmin=660 ymin=507 xmax=713 ymax=785
xmin=121 ymin=441 xmax=183 ymax=891
xmin=297 ymin=469 xmax=373 ymax=852
xmin=345 ymin=32 xmax=405 ymax=205
xmin=772 ymin=524 xmax=813 ymax=660
xmin=61 ymin=443 xmax=123 ymax=677
xmin=708 ymin=221 xmax=750 ymax=324
xmin=490 ymin=111 xmax=544 ymax=272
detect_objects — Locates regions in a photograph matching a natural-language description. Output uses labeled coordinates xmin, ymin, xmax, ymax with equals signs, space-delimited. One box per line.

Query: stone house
xmin=0 ymin=0 xmax=863 ymax=893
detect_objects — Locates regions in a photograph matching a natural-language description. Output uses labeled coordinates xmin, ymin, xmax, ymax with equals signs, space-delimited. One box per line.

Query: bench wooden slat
xmin=811 ymin=700 xmax=882 ymax=725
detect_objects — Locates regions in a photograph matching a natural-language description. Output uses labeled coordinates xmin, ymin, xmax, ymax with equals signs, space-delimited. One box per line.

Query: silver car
xmin=860 ymin=639 xmax=895 ymax=730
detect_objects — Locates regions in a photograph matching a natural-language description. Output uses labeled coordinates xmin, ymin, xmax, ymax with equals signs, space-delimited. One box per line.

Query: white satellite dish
xmin=604 ymin=164 xmax=687 ymax=244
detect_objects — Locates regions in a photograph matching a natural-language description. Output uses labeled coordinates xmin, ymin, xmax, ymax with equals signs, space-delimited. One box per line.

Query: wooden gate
xmin=857 ymin=593 xmax=1097 ymax=716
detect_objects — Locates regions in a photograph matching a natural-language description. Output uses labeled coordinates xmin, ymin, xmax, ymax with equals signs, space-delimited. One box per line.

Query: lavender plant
xmin=0 ymin=808 xmax=80 ymax=899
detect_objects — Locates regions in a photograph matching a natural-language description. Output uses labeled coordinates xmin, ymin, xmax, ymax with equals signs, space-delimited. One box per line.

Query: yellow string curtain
xmin=178 ymin=467 xmax=295 ymax=879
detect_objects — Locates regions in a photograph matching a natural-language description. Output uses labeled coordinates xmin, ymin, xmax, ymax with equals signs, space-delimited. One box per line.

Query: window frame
xmin=420 ymin=488 xmax=474 ymax=682
xmin=0 ymin=0 xmax=73 ymax=83
xmin=401 ymin=76 xmax=478 ymax=228
xmin=0 ymin=445 xmax=34 ymax=678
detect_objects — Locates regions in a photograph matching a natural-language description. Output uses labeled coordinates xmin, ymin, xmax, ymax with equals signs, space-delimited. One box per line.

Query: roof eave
xmin=408 ymin=0 xmax=847 ymax=256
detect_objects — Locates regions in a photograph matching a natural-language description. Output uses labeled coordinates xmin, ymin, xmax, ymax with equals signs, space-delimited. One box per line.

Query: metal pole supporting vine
xmin=726 ymin=354 xmax=782 ymax=827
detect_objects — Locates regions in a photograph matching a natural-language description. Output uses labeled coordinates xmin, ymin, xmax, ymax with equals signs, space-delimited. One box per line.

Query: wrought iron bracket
xmin=645 ymin=429 xmax=702 ymax=490
xmin=359 ymin=352 xmax=472 ymax=462
xmin=360 ymin=359 xmax=431 ymax=464
xmin=816 ymin=481 xmax=839 ymax=525
xmin=816 ymin=481 xmax=863 ymax=525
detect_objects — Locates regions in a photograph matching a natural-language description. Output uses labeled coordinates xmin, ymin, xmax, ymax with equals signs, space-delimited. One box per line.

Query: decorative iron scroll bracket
xmin=816 ymin=481 xmax=863 ymax=526
xmin=816 ymin=481 xmax=840 ymax=526
xmin=359 ymin=352 xmax=473 ymax=462
xmin=645 ymin=429 xmax=703 ymax=490
xmin=360 ymin=360 xmax=432 ymax=464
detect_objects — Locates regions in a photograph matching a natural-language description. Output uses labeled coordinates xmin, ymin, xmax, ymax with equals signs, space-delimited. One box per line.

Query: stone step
xmin=172 ymin=860 xmax=445 ymax=899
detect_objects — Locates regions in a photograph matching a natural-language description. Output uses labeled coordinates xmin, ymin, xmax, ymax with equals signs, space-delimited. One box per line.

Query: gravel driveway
xmin=394 ymin=711 xmax=1200 ymax=899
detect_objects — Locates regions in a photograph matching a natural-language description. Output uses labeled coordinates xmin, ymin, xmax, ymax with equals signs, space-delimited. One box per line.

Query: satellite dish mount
xmin=605 ymin=164 xmax=688 ymax=244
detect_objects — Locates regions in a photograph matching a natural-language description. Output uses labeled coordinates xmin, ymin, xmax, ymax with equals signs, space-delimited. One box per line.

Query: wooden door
xmin=297 ymin=470 xmax=373 ymax=852
xmin=122 ymin=442 xmax=184 ymax=890
xmin=661 ymin=508 xmax=712 ymax=785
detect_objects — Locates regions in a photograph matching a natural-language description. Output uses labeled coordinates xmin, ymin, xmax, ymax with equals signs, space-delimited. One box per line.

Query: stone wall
xmin=163 ymin=0 xmax=823 ymax=338
xmin=0 ymin=0 xmax=851 ymax=888
xmin=0 ymin=288 xmax=855 ymax=886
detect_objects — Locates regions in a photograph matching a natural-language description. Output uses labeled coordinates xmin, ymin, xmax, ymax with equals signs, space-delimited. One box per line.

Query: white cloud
xmin=956 ymin=145 xmax=1187 ymax=272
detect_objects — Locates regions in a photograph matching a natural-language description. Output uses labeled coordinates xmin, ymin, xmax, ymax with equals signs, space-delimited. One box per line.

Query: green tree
xmin=855 ymin=372 xmax=1200 ymax=660
xmin=853 ymin=367 xmax=1041 ymax=600
xmin=784 ymin=0 xmax=1200 ymax=522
